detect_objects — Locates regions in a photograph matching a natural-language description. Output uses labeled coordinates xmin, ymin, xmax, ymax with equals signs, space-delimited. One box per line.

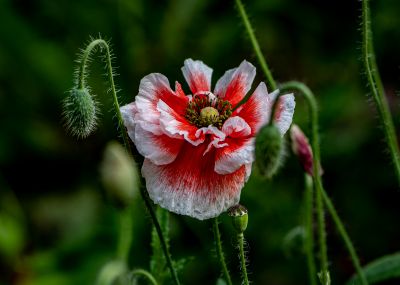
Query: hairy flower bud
xmin=62 ymin=87 xmax=97 ymax=138
xmin=228 ymin=204 xmax=248 ymax=234
xmin=100 ymin=141 xmax=139 ymax=208
xmin=290 ymin=124 xmax=317 ymax=176
xmin=255 ymin=124 xmax=285 ymax=179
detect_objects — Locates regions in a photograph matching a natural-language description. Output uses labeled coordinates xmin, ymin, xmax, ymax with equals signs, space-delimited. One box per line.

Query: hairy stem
xmin=279 ymin=81 xmax=328 ymax=282
xmin=280 ymin=81 xmax=368 ymax=285
xmin=130 ymin=269 xmax=159 ymax=285
xmin=77 ymin=38 xmax=131 ymax=154
xmin=117 ymin=206 xmax=133 ymax=263
xmin=235 ymin=0 xmax=277 ymax=91
xmin=140 ymin=186 xmax=181 ymax=285
xmin=305 ymin=174 xmax=318 ymax=285
xmin=362 ymin=0 xmax=400 ymax=184
xmin=77 ymin=38 xmax=180 ymax=285
xmin=212 ymin=218 xmax=233 ymax=285
xmin=238 ymin=233 xmax=249 ymax=285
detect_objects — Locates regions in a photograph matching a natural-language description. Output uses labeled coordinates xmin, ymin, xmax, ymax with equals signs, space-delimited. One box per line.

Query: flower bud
xmin=255 ymin=124 xmax=285 ymax=179
xmin=290 ymin=124 xmax=320 ymax=176
xmin=62 ymin=87 xmax=97 ymax=138
xmin=228 ymin=204 xmax=248 ymax=234
xmin=100 ymin=141 xmax=139 ymax=208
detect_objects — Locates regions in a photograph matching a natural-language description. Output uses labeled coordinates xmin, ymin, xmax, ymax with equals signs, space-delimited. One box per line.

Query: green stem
xmin=77 ymin=38 xmax=132 ymax=154
xmin=235 ymin=0 xmax=277 ymax=91
xmin=320 ymin=189 xmax=368 ymax=285
xmin=130 ymin=269 xmax=159 ymax=285
xmin=212 ymin=218 xmax=233 ymax=285
xmin=279 ymin=81 xmax=329 ymax=282
xmin=238 ymin=233 xmax=249 ymax=285
xmin=305 ymin=174 xmax=318 ymax=285
xmin=116 ymin=206 xmax=133 ymax=263
xmin=362 ymin=0 xmax=400 ymax=184
xmin=140 ymin=186 xmax=181 ymax=285
xmin=77 ymin=39 xmax=180 ymax=285
xmin=280 ymin=81 xmax=368 ymax=285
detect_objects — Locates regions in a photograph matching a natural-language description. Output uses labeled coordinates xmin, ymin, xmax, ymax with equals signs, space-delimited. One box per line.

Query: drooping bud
xmin=100 ymin=141 xmax=139 ymax=208
xmin=255 ymin=124 xmax=285 ymax=179
xmin=228 ymin=204 xmax=248 ymax=234
xmin=290 ymin=124 xmax=318 ymax=176
xmin=62 ymin=87 xmax=97 ymax=138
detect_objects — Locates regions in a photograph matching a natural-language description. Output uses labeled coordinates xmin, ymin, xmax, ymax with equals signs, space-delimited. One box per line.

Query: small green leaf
xmin=346 ymin=252 xmax=400 ymax=284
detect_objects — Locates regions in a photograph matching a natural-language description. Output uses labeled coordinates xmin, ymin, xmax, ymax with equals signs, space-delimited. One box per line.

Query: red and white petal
xmin=211 ymin=117 xmax=254 ymax=175
xmin=135 ymin=73 xmax=188 ymax=124
xmin=142 ymin=142 xmax=248 ymax=220
xmin=233 ymin=82 xmax=279 ymax=134
xmin=134 ymin=124 xmax=183 ymax=165
xmin=214 ymin=60 xmax=256 ymax=107
xmin=181 ymin=59 xmax=213 ymax=95
xmin=121 ymin=102 xmax=139 ymax=143
xmin=273 ymin=93 xmax=295 ymax=135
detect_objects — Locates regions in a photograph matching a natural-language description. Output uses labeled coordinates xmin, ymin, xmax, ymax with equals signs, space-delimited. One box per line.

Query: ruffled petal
xmin=273 ymin=93 xmax=295 ymax=135
xmin=233 ymin=82 xmax=278 ymax=134
xmin=134 ymin=124 xmax=183 ymax=165
xmin=234 ymin=84 xmax=295 ymax=136
xmin=214 ymin=60 xmax=256 ymax=107
xmin=135 ymin=73 xmax=188 ymax=124
xmin=142 ymin=142 xmax=248 ymax=220
xmin=214 ymin=117 xmax=254 ymax=175
xmin=181 ymin=59 xmax=213 ymax=95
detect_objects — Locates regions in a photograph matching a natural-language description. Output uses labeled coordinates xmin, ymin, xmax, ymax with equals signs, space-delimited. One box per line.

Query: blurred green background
xmin=1 ymin=0 xmax=400 ymax=284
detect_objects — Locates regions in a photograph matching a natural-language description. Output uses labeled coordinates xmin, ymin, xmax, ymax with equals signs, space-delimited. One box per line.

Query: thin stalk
xmin=130 ymin=269 xmax=159 ymax=285
xmin=77 ymin=39 xmax=180 ymax=285
xmin=279 ymin=81 xmax=328 ymax=282
xmin=235 ymin=0 xmax=277 ymax=91
xmin=117 ymin=206 xmax=133 ymax=263
xmin=212 ymin=218 xmax=233 ymax=285
xmin=280 ymin=81 xmax=368 ymax=285
xmin=305 ymin=174 xmax=318 ymax=285
xmin=362 ymin=0 xmax=400 ymax=184
xmin=140 ymin=186 xmax=181 ymax=285
xmin=238 ymin=233 xmax=249 ymax=285
xmin=321 ymin=188 xmax=368 ymax=285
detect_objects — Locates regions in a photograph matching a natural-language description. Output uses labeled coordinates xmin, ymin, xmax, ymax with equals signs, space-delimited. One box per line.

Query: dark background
xmin=1 ymin=0 xmax=400 ymax=284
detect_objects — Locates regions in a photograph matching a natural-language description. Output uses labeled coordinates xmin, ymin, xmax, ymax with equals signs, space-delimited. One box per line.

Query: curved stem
xmin=305 ymin=174 xmax=318 ymax=285
xmin=362 ymin=0 xmax=400 ymax=184
xmin=238 ymin=233 xmax=249 ymax=285
xmin=280 ymin=81 xmax=368 ymax=285
xmin=130 ymin=269 xmax=159 ymax=285
xmin=77 ymin=38 xmax=180 ymax=285
xmin=77 ymin=38 xmax=132 ymax=154
xmin=279 ymin=81 xmax=328 ymax=282
xmin=212 ymin=218 xmax=233 ymax=285
xmin=117 ymin=206 xmax=133 ymax=263
xmin=235 ymin=0 xmax=277 ymax=91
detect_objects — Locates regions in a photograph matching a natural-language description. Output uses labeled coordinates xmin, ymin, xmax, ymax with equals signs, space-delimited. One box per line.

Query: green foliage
xmin=346 ymin=252 xmax=400 ymax=284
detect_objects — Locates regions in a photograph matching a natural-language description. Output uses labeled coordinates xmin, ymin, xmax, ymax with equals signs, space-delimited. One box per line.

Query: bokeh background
xmin=1 ymin=0 xmax=400 ymax=284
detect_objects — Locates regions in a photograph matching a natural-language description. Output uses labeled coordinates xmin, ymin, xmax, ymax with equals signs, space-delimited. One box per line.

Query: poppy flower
xmin=121 ymin=59 xmax=295 ymax=220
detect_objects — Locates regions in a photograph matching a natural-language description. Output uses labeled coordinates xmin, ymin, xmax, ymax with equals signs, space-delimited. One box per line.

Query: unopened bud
xmin=100 ymin=141 xmax=139 ymax=208
xmin=290 ymin=124 xmax=322 ymax=176
xmin=228 ymin=204 xmax=248 ymax=234
xmin=62 ymin=87 xmax=97 ymax=138
xmin=255 ymin=124 xmax=285 ymax=179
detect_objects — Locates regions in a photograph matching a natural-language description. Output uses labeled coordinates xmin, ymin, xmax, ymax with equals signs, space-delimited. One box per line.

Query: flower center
xmin=185 ymin=92 xmax=232 ymax=129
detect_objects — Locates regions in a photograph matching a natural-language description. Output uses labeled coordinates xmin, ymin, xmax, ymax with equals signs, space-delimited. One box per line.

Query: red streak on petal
xmin=154 ymin=134 xmax=184 ymax=157
xmin=223 ymin=75 xmax=246 ymax=107
xmin=189 ymin=74 xmax=210 ymax=94
xmin=157 ymin=141 xmax=246 ymax=202
xmin=175 ymin=81 xmax=186 ymax=98
xmin=233 ymin=96 xmax=262 ymax=135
